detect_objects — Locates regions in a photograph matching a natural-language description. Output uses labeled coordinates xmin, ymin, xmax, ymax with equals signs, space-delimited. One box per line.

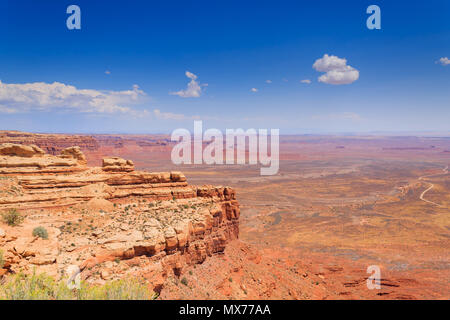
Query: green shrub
xmin=0 ymin=250 xmax=4 ymax=269
xmin=1 ymin=208 xmax=24 ymax=226
xmin=0 ymin=272 xmax=73 ymax=300
xmin=78 ymin=278 xmax=155 ymax=300
xmin=180 ymin=277 xmax=188 ymax=286
xmin=32 ymin=227 xmax=48 ymax=240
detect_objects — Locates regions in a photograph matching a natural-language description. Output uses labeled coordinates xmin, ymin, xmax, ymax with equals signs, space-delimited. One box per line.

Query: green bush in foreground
xmin=32 ymin=227 xmax=48 ymax=239
xmin=1 ymin=208 xmax=24 ymax=226
xmin=0 ymin=272 xmax=157 ymax=300
xmin=78 ymin=277 xmax=156 ymax=300
xmin=0 ymin=250 xmax=4 ymax=269
xmin=0 ymin=272 xmax=72 ymax=300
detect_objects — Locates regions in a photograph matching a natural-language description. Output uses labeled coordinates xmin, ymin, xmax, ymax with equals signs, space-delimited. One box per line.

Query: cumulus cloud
xmin=105 ymin=70 xmax=111 ymax=75
xmin=0 ymin=80 xmax=147 ymax=114
xmin=300 ymin=79 xmax=311 ymax=84
xmin=170 ymin=71 xmax=207 ymax=98
xmin=250 ymin=88 xmax=258 ymax=92
xmin=313 ymin=54 xmax=359 ymax=85
xmin=437 ymin=57 xmax=450 ymax=66
xmin=265 ymin=80 xmax=272 ymax=84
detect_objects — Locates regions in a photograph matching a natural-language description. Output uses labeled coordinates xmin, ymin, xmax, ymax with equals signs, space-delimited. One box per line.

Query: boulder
xmin=163 ymin=226 xmax=178 ymax=251
xmin=60 ymin=146 xmax=87 ymax=165
xmin=159 ymin=172 xmax=171 ymax=183
xmin=100 ymin=269 xmax=110 ymax=280
xmin=171 ymin=171 xmax=187 ymax=182
xmin=172 ymin=220 xmax=190 ymax=248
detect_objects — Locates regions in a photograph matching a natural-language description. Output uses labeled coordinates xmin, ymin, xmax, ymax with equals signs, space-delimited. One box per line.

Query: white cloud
xmin=0 ymin=105 xmax=18 ymax=114
xmin=153 ymin=109 xmax=189 ymax=120
xmin=153 ymin=109 xmax=217 ymax=121
xmin=437 ymin=57 xmax=450 ymax=66
xmin=312 ymin=112 xmax=362 ymax=121
xmin=0 ymin=80 xmax=147 ymax=114
xmin=170 ymin=71 xmax=207 ymax=98
xmin=251 ymin=88 xmax=258 ymax=92
xmin=300 ymin=79 xmax=311 ymax=84
xmin=313 ymin=54 xmax=359 ymax=85
xmin=265 ymin=80 xmax=272 ymax=84
xmin=105 ymin=70 xmax=111 ymax=75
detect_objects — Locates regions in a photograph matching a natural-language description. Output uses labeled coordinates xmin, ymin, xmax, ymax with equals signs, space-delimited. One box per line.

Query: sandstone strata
xmin=102 ymin=156 xmax=134 ymax=172
xmin=0 ymin=144 xmax=239 ymax=292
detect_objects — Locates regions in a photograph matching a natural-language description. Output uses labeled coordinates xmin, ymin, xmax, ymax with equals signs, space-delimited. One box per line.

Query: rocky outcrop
xmin=0 ymin=143 xmax=45 ymax=157
xmin=0 ymin=143 xmax=87 ymax=175
xmin=102 ymin=157 xmax=134 ymax=172
xmin=0 ymin=144 xmax=240 ymax=291
xmin=60 ymin=146 xmax=87 ymax=165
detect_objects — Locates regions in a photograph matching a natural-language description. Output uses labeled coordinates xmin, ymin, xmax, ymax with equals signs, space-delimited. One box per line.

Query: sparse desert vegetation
xmin=0 ymin=273 xmax=156 ymax=300
xmin=32 ymin=227 xmax=48 ymax=240
xmin=2 ymin=208 xmax=24 ymax=226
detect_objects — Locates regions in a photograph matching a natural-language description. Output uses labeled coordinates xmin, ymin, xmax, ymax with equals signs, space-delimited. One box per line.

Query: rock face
xmin=0 ymin=144 xmax=240 ymax=292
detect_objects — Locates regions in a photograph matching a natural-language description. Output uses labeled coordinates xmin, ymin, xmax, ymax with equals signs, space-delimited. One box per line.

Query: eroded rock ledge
xmin=0 ymin=144 xmax=240 ymax=291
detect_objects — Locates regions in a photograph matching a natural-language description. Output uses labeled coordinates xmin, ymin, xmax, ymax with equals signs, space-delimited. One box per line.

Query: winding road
xmin=418 ymin=165 xmax=448 ymax=208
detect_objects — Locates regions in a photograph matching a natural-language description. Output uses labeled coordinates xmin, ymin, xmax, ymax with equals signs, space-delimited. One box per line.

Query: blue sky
xmin=0 ymin=0 xmax=449 ymax=134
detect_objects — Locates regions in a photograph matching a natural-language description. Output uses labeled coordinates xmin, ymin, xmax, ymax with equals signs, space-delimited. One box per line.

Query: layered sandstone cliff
xmin=0 ymin=144 xmax=239 ymax=291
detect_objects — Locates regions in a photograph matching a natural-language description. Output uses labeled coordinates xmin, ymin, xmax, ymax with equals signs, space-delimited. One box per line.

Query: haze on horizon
xmin=0 ymin=0 xmax=449 ymax=134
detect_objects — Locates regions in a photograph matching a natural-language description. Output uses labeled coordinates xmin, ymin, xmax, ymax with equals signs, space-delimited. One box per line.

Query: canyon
xmin=0 ymin=131 xmax=449 ymax=299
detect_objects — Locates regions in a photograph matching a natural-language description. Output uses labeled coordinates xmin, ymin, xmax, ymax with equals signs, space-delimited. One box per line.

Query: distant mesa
xmin=0 ymin=130 xmax=99 ymax=156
